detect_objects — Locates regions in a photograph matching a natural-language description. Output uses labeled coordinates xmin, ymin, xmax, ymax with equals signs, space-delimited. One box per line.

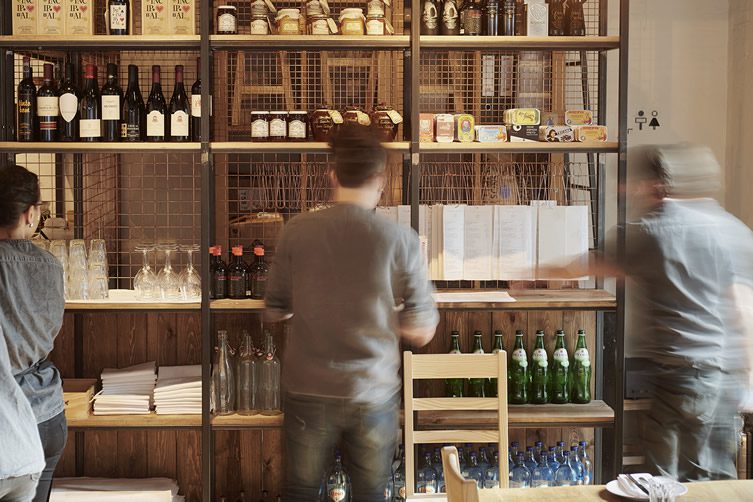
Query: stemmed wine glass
xmin=157 ymin=243 xmax=181 ymax=301
xmin=179 ymin=244 xmax=201 ymax=301
xmin=134 ymin=244 xmax=158 ymax=300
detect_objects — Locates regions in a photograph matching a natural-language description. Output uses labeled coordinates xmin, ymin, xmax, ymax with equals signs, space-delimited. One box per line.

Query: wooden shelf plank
xmin=434 ymin=289 xmax=617 ymax=311
xmin=66 ymin=413 xmax=201 ymax=429
xmin=420 ymin=142 xmax=619 ymax=154
xmin=210 ymin=141 xmax=409 ymax=153
xmin=211 ymin=414 xmax=284 ymax=429
xmin=65 ymin=302 xmax=200 ymax=312
xmin=0 ymin=142 xmax=201 ymax=153
xmin=0 ymin=35 xmax=200 ymax=49
xmin=210 ymin=299 xmax=265 ymax=311
xmin=210 ymin=35 xmax=410 ymax=50
xmin=624 ymin=398 xmax=651 ymax=412
xmin=420 ymin=35 xmax=621 ymax=50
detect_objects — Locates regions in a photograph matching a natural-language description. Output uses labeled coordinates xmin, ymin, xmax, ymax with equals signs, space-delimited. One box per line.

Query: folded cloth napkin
xmin=617 ymin=473 xmax=653 ymax=498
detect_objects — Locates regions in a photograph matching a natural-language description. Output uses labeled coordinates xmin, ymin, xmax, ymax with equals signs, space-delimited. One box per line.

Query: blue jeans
xmin=33 ymin=412 xmax=67 ymax=502
xmin=283 ymin=392 xmax=399 ymax=501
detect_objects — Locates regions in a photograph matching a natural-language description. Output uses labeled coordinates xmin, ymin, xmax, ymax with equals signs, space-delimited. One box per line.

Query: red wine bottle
xmin=101 ymin=63 xmax=122 ymax=142
xmin=169 ymin=65 xmax=190 ymax=142
xmin=17 ymin=56 xmax=36 ymax=142
xmin=145 ymin=65 xmax=167 ymax=141
xmin=190 ymin=57 xmax=201 ymax=142
xmin=122 ymin=64 xmax=145 ymax=141
xmin=79 ymin=64 xmax=101 ymax=142
xmin=108 ymin=0 xmax=129 ymax=35
xmin=58 ymin=62 xmax=80 ymax=141
xmin=37 ymin=63 xmax=58 ymax=142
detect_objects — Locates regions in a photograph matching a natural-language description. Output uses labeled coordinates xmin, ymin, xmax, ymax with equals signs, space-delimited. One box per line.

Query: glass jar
xmin=370 ymin=103 xmax=402 ymax=142
xmin=310 ymin=106 xmax=342 ymax=141
xmin=217 ymin=5 xmax=238 ymax=35
xmin=251 ymin=14 xmax=270 ymax=35
xmin=366 ymin=14 xmax=386 ymax=35
xmin=343 ymin=105 xmax=372 ymax=126
xmin=307 ymin=14 xmax=332 ymax=35
xmin=339 ymin=8 xmax=365 ymax=36
xmin=288 ymin=111 xmax=309 ymax=141
xmin=269 ymin=111 xmax=287 ymax=141
xmin=276 ymin=8 xmax=302 ymax=35
xmin=250 ymin=111 xmax=269 ymax=141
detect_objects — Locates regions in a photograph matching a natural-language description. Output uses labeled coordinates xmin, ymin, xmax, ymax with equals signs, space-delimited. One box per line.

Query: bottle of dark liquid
xmin=101 ymin=63 xmax=122 ymax=142
xmin=108 ymin=0 xmax=130 ymax=35
xmin=503 ymin=0 xmax=517 ymax=35
xmin=484 ymin=0 xmax=499 ymax=36
xmin=463 ymin=0 xmax=483 ymax=36
xmin=212 ymin=246 xmax=228 ymax=300
xmin=58 ymin=62 xmax=80 ymax=141
xmin=228 ymin=245 xmax=247 ymax=299
xmin=17 ymin=56 xmax=37 ymax=142
xmin=440 ymin=0 xmax=460 ymax=35
xmin=37 ymin=63 xmax=58 ymax=142
xmin=208 ymin=246 xmax=218 ymax=299
xmin=121 ymin=64 xmax=145 ymax=141
xmin=79 ymin=64 xmax=101 ymax=142
xmin=145 ymin=65 xmax=167 ymax=141
xmin=249 ymin=245 xmax=269 ymax=300
xmin=169 ymin=65 xmax=190 ymax=142
xmin=547 ymin=0 xmax=566 ymax=36
xmin=190 ymin=57 xmax=202 ymax=142
xmin=566 ymin=0 xmax=586 ymax=36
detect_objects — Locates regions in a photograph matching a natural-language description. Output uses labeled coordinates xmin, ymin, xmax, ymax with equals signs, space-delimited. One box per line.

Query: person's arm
xmin=397 ymin=232 xmax=439 ymax=348
xmin=263 ymin=227 xmax=293 ymax=323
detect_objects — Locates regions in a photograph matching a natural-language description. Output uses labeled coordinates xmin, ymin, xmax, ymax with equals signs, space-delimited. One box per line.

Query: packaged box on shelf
xmin=170 ymin=0 xmax=195 ymax=35
xmin=14 ymin=0 xmax=38 ymax=35
xmin=576 ymin=125 xmax=608 ymax=142
xmin=66 ymin=0 xmax=94 ymax=35
xmin=540 ymin=125 xmax=575 ymax=142
xmin=474 ymin=125 xmax=508 ymax=143
xmin=508 ymin=124 xmax=539 ymax=142
xmin=434 ymin=114 xmax=454 ymax=143
xmin=565 ymin=110 xmax=594 ymax=126
xmin=63 ymin=378 xmax=98 ymax=420
xmin=142 ymin=0 xmax=170 ymax=35
xmin=454 ymin=114 xmax=475 ymax=143
xmin=503 ymin=108 xmax=541 ymax=126
xmin=419 ymin=113 xmax=435 ymax=142
xmin=526 ymin=0 xmax=549 ymax=37
xmin=38 ymin=0 xmax=65 ymax=35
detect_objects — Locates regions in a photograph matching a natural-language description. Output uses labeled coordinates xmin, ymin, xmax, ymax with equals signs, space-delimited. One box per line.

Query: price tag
xmin=386 ymin=110 xmax=403 ymax=124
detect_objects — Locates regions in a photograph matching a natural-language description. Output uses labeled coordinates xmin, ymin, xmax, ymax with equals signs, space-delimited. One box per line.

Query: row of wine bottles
xmin=16 ymin=57 xmax=204 ymax=142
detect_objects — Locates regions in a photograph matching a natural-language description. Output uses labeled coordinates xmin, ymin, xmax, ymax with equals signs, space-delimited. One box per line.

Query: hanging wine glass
xmin=179 ymin=244 xmax=201 ymax=301
xmin=157 ymin=243 xmax=181 ymax=301
xmin=134 ymin=244 xmax=158 ymax=300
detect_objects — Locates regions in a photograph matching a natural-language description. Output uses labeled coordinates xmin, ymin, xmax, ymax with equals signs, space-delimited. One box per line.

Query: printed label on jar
xmin=270 ymin=118 xmax=286 ymax=137
xmin=59 ymin=93 xmax=78 ymax=122
xmin=574 ymin=348 xmax=590 ymax=367
xmin=218 ymin=13 xmax=236 ymax=32
xmin=37 ymin=96 xmax=59 ymax=116
xmin=101 ymin=95 xmax=120 ymax=120
xmin=171 ymin=110 xmax=189 ymax=136
xmin=386 ymin=109 xmax=403 ymax=124
xmin=251 ymin=19 xmax=269 ymax=34
xmin=110 ymin=4 xmax=127 ymax=30
xmin=311 ymin=19 xmax=329 ymax=35
xmin=532 ymin=348 xmax=548 ymax=367
xmin=553 ymin=348 xmax=569 ymax=366
xmin=146 ymin=111 xmax=165 ymax=137
xmin=79 ymin=118 xmax=101 ymax=138
xmin=355 ymin=111 xmax=371 ymax=126
xmin=512 ymin=348 xmax=528 ymax=368
xmin=251 ymin=119 xmax=269 ymax=138
xmin=366 ymin=19 xmax=384 ymax=35
xmin=288 ymin=119 xmax=307 ymax=139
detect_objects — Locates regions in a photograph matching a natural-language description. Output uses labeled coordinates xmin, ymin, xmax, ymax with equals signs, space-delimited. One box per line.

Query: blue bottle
xmin=510 ymin=453 xmax=531 ymax=488
xmin=568 ymin=446 xmax=585 ymax=485
xmin=458 ymin=447 xmax=468 ymax=478
xmin=547 ymin=447 xmax=560 ymax=471
xmin=432 ymin=448 xmax=445 ymax=493
xmin=531 ymin=452 xmax=554 ymax=488
xmin=524 ymin=446 xmax=538 ymax=473
xmin=466 ymin=452 xmax=484 ymax=488
xmin=484 ymin=451 xmax=500 ymax=488
xmin=554 ymin=441 xmax=566 ymax=464
xmin=554 ymin=451 xmax=578 ymax=486
xmin=533 ymin=441 xmax=544 ymax=463
xmin=577 ymin=441 xmax=593 ymax=485
xmin=416 ymin=451 xmax=438 ymax=493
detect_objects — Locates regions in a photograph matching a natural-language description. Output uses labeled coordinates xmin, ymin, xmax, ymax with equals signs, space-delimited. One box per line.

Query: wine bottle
xmin=17 ymin=56 xmax=36 ymax=142
xmin=79 ymin=64 xmax=101 ymax=142
xmin=101 ymin=63 xmax=122 ymax=142
xmin=145 ymin=65 xmax=167 ymax=141
xmin=37 ymin=63 xmax=58 ymax=142
xmin=169 ymin=65 xmax=190 ymax=142
xmin=58 ymin=62 xmax=80 ymax=141
xmin=108 ymin=0 xmax=129 ymax=35
xmin=190 ymin=57 xmax=201 ymax=142
xmin=121 ymin=64 xmax=145 ymax=141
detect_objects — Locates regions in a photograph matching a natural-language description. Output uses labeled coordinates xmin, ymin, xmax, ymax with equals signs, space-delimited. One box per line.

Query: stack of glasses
xmin=154 ymin=365 xmax=202 ymax=415
xmin=93 ymin=361 xmax=157 ymax=415
xmin=47 ymin=239 xmax=109 ymax=300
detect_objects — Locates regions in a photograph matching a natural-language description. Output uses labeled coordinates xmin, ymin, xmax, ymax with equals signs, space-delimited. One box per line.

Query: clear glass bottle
xmin=531 ymin=452 xmax=554 ymax=487
xmin=483 ymin=450 xmax=500 ymax=488
xmin=319 ymin=450 xmax=352 ymax=501
xmin=416 ymin=451 xmax=438 ymax=493
xmin=553 ymin=451 xmax=577 ymax=486
xmin=554 ymin=441 xmax=566 ymax=464
xmin=212 ymin=330 xmax=235 ymax=415
xmin=478 ymin=447 xmax=491 ymax=474
xmin=466 ymin=451 xmax=484 ymax=488
xmin=236 ymin=330 xmax=258 ymax=415
xmin=393 ymin=447 xmax=406 ymax=501
xmin=533 ymin=440 xmax=544 ymax=463
xmin=524 ymin=446 xmax=538 ymax=473
xmin=258 ymin=331 xmax=281 ymax=415
xmin=577 ymin=441 xmax=593 ymax=485
xmin=568 ymin=446 xmax=585 ymax=484
xmin=509 ymin=452 xmax=531 ymax=488
xmin=432 ymin=448 xmax=445 ymax=493
xmin=548 ymin=446 xmax=561 ymax=471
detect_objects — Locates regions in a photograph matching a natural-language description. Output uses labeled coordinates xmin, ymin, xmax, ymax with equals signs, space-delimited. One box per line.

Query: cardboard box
xmin=565 ymin=110 xmax=594 ymax=126
xmin=39 ymin=0 xmax=65 ymax=35
xmin=13 ymin=0 xmax=38 ymax=35
xmin=142 ymin=0 xmax=169 ymax=35
xmin=454 ymin=114 xmax=475 ymax=143
xmin=419 ymin=113 xmax=434 ymax=142
xmin=66 ymin=0 xmax=94 ymax=35
xmin=503 ymin=108 xmax=541 ymax=126
xmin=474 ymin=125 xmax=507 ymax=143
xmin=63 ymin=378 xmax=97 ymax=420
xmin=170 ymin=0 xmax=195 ymax=35
xmin=539 ymin=125 xmax=575 ymax=142
xmin=526 ymin=0 xmax=548 ymax=37
xmin=575 ymin=125 xmax=608 ymax=142
xmin=508 ymin=124 xmax=539 ymax=142
xmin=434 ymin=114 xmax=454 ymax=143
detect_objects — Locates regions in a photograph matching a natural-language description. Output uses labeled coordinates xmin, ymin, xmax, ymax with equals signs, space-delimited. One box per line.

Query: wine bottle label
xmin=553 ymin=348 xmax=569 ymax=366
xmin=288 ymin=119 xmax=306 ymax=139
xmin=191 ymin=95 xmax=201 ymax=117
xmin=171 ymin=110 xmax=189 ymax=136
xmin=270 ymin=118 xmax=286 ymax=137
xmin=110 ymin=4 xmax=127 ymax=30
xmin=532 ymin=348 xmax=548 ymax=367
xmin=59 ymin=93 xmax=78 ymax=122
xmin=328 ymin=487 xmax=346 ymax=501
xmin=18 ymin=98 xmax=32 ymax=115
xmin=512 ymin=349 xmax=528 ymax=368
xmin=146 ymin=110 xmax=165 ymax=136
xmin=80 ymin=118 xmax=101 ymax=138
xmin=574 ymin=348 xmax=590 ymax=367
xmin=251 ymin=119 xmax=269 ymax=138
xmin=37 ymin=96 xmax=59 ymax=116
xmin=419 ymin=485 xmax=437 ymax=494
xmin=102 ymin=95 xmax=121 ymax=120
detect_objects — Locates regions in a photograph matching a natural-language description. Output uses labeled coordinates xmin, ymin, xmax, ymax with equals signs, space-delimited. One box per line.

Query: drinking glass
xmin=88 ymin=262 xmax=109 ymax=300
xmin=68 ymin=240 xmax=88 ymax=300
xmin=49 ymin=240 xmax=69 ymax=299
xmin=134 ymin=244 xmax=158 ymax=300
xmin=32 ymin=240 xmax=49 ymax=252
xmin=68 ymin=239 xmax=87 ymax=270
xmin=89 ymin=239 xmax=107 ymax=267
xmin=179 ymin=244 xmax=201 ymax=300
xmin=157 ymin=243 xmax=181 ymax=301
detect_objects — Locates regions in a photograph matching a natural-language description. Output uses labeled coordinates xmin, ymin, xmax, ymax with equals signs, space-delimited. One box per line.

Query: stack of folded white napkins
xmin=51 ymin=476 xmax=183 ymax=501
xmin=93 ymin=362 xmax=157 ymax=415
xmin=154 ymin=365 xmax=202 ymax=415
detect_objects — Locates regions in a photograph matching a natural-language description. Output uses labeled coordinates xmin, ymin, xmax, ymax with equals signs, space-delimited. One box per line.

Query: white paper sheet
xmin=397 ymin=205 xmax=412 ymax=230
xmin=537 ymin=205 xmax=590 ymax=279
xmin=441 ymin=205 xmax=465 ymax=281
xmin=463 ymin=206 xmax=494 ymax=280
xmin=433 ymin=291 xmax=516 ymax=303
xmin=494 ymin=205 xmax=536 ymax=280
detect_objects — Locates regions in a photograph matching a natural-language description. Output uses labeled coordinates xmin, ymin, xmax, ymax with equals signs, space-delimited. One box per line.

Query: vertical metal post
xmin=0 ymin=3 xmax=14 ymax=166
xmin=409 ymin=0 xmax=421 ymax=232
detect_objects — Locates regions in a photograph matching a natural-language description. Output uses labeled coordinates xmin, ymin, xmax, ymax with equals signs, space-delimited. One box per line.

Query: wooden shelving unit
xmin=419 ymin=141 xmax=619 ymax=154
xmin=0 ymin=35 xmax=200 ymax=49
xmin=65 ymin=301 xmax=200 ymax=312
xmin=420 ymin=35 xmax=621 ymax=50
xmin=211 ymin=414 xmax=284 ymax=429
xmin=0 ymin=142 xmax=201 ymax=153
xmin=66 ymin=413 xmax=202 ymax=429
xmin=210 ymin=298 xmax=265 ymax=311
xmin=210 ymin=141 xmax=410 ymax=153
xmin=209 ymin=34 xmax=410 ymax=50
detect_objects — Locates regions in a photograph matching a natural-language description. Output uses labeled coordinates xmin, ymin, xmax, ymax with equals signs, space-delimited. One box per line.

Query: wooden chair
xmin=441 ymin=446 xmax=480 ymax=502
xmin=403 ymin=351 xmax=509 ymax=498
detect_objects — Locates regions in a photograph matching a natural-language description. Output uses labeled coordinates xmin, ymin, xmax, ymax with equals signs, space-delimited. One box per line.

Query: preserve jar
xmin=250 ymin=14 xmax=270 ymax=35
xmin=370 ymin=103 xmax=402 ymax=141
xmin=339 ymin=8 xmax=366 ymax=35
xmin=250 ymin=111 xmax=269 ymax=141
xmin=366 ymin=14 xmax=386 ymax=35
xmin=287 ymin=111 xmax=309 ymax=141
xmin=343 ymin=105 xmax=372 ymax=126
xmin=276 ymin=9 xmax=302 ymax=35
xmin=307 ymin=14 xmax=332 ymax=35
xmin=269 ymin=112 xmax=288 ymax=140
xmin=217 ymin=6 xmax=238 ymax=34
xmin=310 ymin=106 xmax=343 ymax=141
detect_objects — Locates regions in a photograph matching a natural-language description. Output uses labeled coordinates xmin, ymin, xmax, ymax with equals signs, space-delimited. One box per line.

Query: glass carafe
xmin=212 ymin=330 xmax=235 ymax=415
xmin=236 ymin=330 xmax=258 ymax=415
xmin=258 ymin=331 xmax=281 ymax=415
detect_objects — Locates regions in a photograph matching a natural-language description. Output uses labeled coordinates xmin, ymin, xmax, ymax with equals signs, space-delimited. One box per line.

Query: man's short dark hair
xmin=0 ymin=164 xmax=40 ymax=228
xmin=329 ymin=124 xmax=387 ymax=188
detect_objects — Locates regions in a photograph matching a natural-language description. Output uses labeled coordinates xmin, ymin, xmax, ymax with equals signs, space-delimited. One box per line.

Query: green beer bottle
xmin=508 ymin=330 xmax=529 ymax=404
xmin=550 ymin=329 xmax=570 ymax=404
xmin=571 ymin=329 xmax=592 ymax=404
xmin=530 ymin=330 xmax=549 ymax=404
xmin=469 ymin=331 xmax=486 ymax=397
xmin=486 ymin=330 xmax=505 ymax=397
xmin=446 ymin=331 xmax=464 ymax=397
